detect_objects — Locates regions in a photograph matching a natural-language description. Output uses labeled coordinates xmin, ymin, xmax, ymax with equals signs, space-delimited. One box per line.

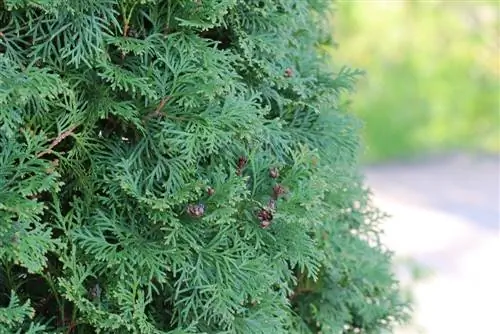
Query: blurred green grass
xmin=331 ymin=1 xmax=499 ymax=162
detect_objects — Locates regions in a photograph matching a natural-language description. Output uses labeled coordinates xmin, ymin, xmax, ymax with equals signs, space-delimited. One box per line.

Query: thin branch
xmin=144 ymin=96 xmax=170 ymax=121
xmin=37 ymin=125 xmax=77 ymax=158
xmin=154 ymin=96 xmax=169 ymax=114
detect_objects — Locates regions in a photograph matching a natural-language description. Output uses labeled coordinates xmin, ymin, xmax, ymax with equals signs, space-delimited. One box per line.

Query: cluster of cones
xmin=187 ymin=157 xmax=287 ymax=229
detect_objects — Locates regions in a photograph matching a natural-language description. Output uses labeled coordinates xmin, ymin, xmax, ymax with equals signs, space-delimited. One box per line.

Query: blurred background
xmin=331 ymin=1 xmax=499 ymax=333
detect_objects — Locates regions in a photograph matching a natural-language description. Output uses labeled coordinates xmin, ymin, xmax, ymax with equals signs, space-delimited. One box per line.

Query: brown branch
xmin=154 ymin=96 xmax=168 ymax=114
xmin=118 ymin=13 xmax=130 ymax=59
xmin=37 ymin=125 xmax=77 ymax=158
xmin=143 ymin=96 xmax=170 ymax=121
xmin=120 ymin=21 xmax=130 ymax=60
xmin=122 ymin=13 xmax=130 ymax=38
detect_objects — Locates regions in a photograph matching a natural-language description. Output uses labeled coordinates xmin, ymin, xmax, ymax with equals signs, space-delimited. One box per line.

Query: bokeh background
xmin=330 ymin=1 xmax=499 ymax=333
xmin=333 ymin=0 xmax=498 ymax=163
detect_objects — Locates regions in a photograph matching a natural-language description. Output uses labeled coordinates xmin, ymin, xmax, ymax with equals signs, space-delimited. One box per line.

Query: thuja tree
xmin=0 ymin=0 xmax=410 ymax=333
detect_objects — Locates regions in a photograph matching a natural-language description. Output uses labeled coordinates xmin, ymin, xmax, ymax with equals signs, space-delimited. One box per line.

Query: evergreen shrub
xmin=0 ymin=0 xmax=410 ymax=333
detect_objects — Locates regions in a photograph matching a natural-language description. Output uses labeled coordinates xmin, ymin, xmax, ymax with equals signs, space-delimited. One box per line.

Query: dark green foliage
xmin=0 ymin=0 xmax=410 ymax=333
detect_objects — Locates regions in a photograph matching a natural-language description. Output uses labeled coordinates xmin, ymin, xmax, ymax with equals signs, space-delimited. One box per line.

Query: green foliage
xmin=1 ymin=1 xmax=409 ymax=333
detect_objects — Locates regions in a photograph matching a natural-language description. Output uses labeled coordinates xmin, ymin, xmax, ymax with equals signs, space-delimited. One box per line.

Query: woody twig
xmin=144 ymin=96 xmax=170 ymax=121
xmin=37 ymin=125 xmax=78 ymax=158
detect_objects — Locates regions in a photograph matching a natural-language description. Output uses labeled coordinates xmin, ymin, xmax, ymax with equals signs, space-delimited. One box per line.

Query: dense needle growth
xmin=0 ymin=0 xmax=409 ymax=333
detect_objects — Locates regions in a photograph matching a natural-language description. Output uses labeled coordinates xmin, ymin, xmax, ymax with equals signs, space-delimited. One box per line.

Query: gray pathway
xmin=364 ymin=154 xmax=500 ymax=334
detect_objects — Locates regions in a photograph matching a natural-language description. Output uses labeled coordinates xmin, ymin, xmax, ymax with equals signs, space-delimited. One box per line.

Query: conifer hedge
xmin=0 ymin=1 xmax=410 ymax=333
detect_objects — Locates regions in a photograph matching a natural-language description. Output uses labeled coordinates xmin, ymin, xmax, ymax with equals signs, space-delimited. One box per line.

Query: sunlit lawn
xmin=331 ymin=0 xmax=499 ymax=162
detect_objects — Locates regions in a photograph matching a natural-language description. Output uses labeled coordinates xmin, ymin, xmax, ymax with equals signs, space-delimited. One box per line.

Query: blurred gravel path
xmin=364 ymin=153 xmax=500 ymax=334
